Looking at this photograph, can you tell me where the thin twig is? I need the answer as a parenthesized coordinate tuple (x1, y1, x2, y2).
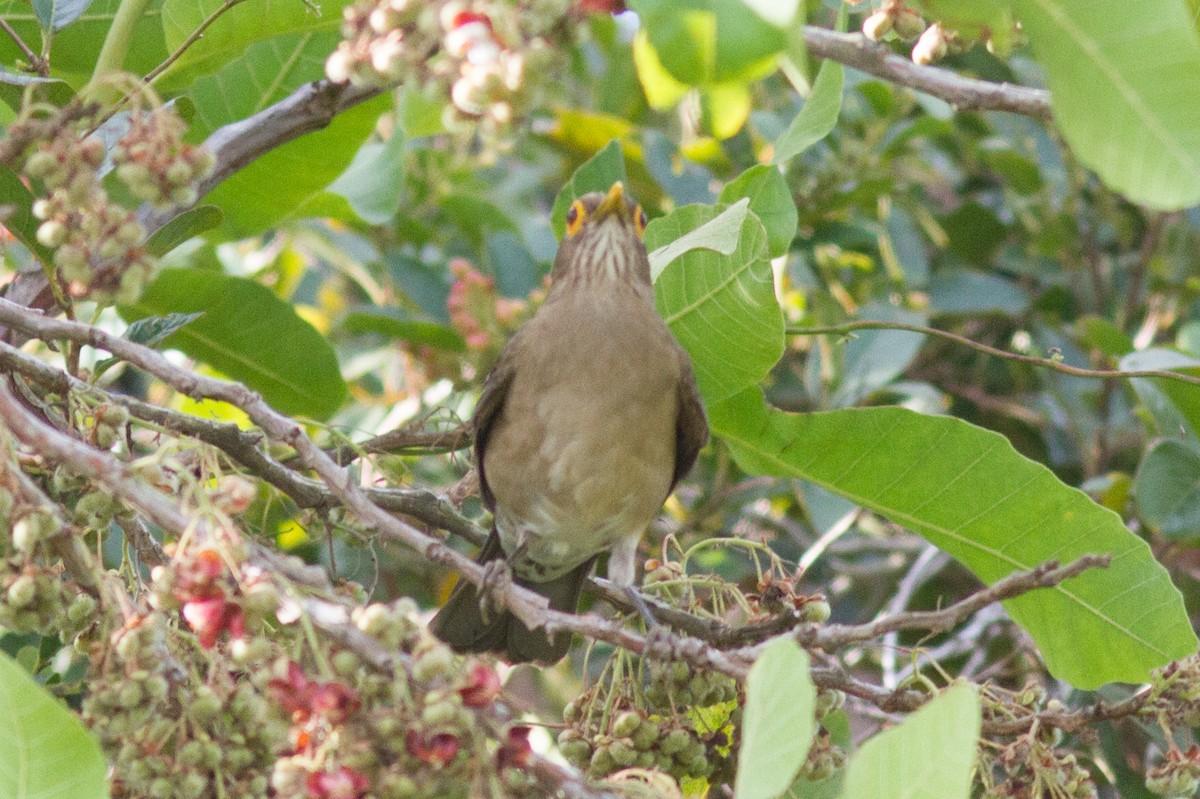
(793, 321, 1200, 387)
(809, 554, 1111, 650)
(143, 0, 252, 86)
(0, 18, 45, 75)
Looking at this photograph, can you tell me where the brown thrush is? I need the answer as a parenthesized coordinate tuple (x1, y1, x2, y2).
(430, 182, 709, 663)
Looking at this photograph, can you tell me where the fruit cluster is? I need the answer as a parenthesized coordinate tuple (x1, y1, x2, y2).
(15, 105, 212, 306)
(326, 0, 572, 143)
(859, 1, 964, 65)
(112, 108, 215, 210)
(558, 660, 740, 789)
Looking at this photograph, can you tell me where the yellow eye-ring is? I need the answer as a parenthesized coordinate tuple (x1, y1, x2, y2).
(633, 205, 648, 238)
(565, 199, 587, 236)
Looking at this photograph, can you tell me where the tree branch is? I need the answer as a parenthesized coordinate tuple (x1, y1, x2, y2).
(801, 27, 1052, 119)
(809, 554, 1111, 650)
(793, 320, 1200, 388)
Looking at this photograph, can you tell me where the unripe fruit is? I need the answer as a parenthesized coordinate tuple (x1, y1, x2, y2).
(7, 575, 37, 608)
(862, 10, 893, 40)
(612, 710, 641, 738)
(36, 220, 67, 248)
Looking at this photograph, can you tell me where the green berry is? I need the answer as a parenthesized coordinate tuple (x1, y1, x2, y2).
(661, 728, 691, 755)
(612, 710, 641, 738)
(632, 719, 660, 749)
(609, 738, 636, 767)
(7, 575, 37, 608)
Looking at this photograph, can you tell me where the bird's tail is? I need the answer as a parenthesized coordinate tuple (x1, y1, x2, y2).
(429, 528, 595, 664)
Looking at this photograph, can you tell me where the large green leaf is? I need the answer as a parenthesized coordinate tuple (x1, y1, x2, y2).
(710, 391, 1198, 688)
(120, 269, 348, 419)
(1012, 0, 1200, 209)
(772, 59, 843, 165)
(0, 652, 108, 799)
(158, 0, 350, 90)
(647, 199, 747, 280)
(734, 638, 815, 799)
(838, 685, 979, 799)
(647, 205, 785, 405)
(719, 165, 797, 258)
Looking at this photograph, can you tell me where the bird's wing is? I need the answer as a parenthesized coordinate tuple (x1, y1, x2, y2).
(671, 350, 709, 493)
(473, 340, 518, 512)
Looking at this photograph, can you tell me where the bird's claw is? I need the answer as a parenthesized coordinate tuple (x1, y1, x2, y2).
(642, 624, 675, 659)
(477, 559, 513, 623)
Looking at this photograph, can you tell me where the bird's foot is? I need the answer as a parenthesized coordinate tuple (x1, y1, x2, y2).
(642, 623, 676, 659)
(477, 559, 513, 623)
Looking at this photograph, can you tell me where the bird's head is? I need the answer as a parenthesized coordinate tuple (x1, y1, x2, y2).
(550, 182, 651, 288)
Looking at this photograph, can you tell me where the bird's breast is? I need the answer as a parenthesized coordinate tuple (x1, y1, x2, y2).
(482, 293, 682, 580)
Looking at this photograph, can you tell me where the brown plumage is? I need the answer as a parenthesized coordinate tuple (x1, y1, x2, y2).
(430, 183, 709, 663)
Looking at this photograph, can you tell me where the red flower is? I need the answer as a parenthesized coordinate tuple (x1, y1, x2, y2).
(181, 594, 244, 649)
(406, 730, 461, 767)
(310, 681, 361, 724)
(577, 0, 627, 13)
(458, 663, 501, 708)
(268, 661, 361, 724)
(497, 725, 533, 769)
(305, 766, 369, 799)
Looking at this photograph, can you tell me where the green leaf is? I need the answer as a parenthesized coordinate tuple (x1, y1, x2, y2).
(1011, 0, 1200, 209)
(828, 306, 927, 408)
(631, 0, 785, 85)
(838, 685, 980, 799)
(202, 93, 389, 238)
(158, 0, 350, 90)
(928, 272, 1028, 317)
(1134, 439, 1200, 539)
(648, 205, 785, 405)
(709, 391, 1198, 688)
(734, 638, 815, 799)
(329, 130, 406, 225)
(0, 166, 53, 263)
(341, 307, 466, 352)
(632, 29, 690, 110)
(146, 205, 224, 256)
(1122, 349, 1200, 439)
(773, 59, 843, 164)
(719, 165, 798, 258)
(32, 0, 95, 30)
(647, 199, 748, 280)
(124, 311, 206, 346)
(550, 140, 627, 239)
(0, 0, 168, 77)
(119, 269, 348, 419)
(0, 651, 107, 799)
(94, 311, 206, 379)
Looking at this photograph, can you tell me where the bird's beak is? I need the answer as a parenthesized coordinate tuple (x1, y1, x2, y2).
(591, 182, 631, 223)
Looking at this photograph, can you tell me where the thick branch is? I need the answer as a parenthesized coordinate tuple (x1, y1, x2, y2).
(802, 27, 1052, 119)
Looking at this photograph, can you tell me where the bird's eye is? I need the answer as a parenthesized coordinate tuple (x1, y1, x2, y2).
(565, 200, 587, 236)
(634, 205, 648, 238)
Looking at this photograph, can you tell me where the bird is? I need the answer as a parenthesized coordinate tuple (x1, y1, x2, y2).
(430, 181, 709, 663)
